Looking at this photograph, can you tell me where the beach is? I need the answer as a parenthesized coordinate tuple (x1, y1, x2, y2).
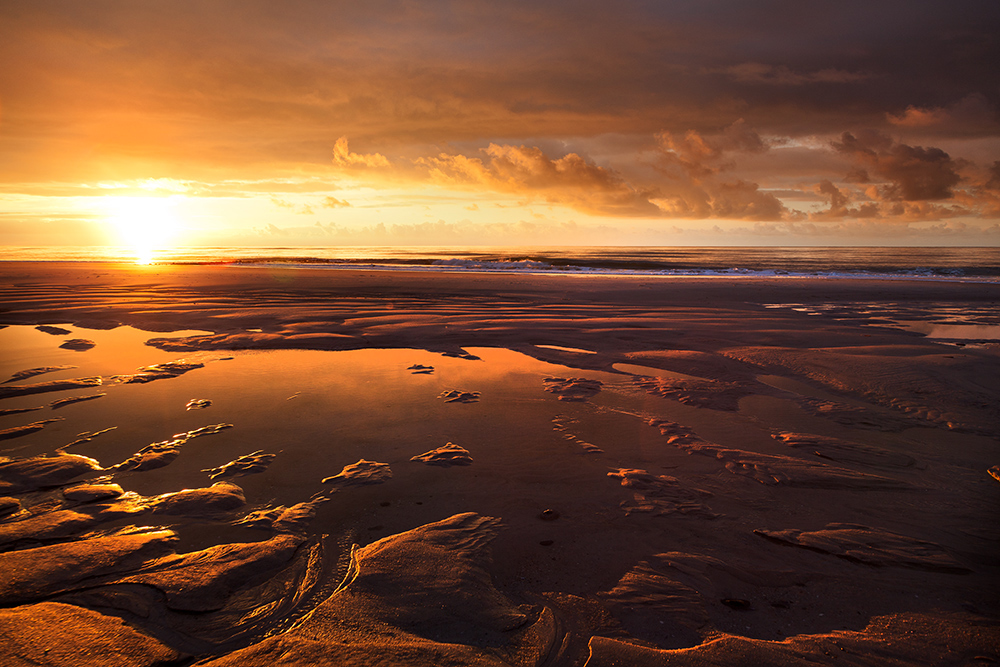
(1, 261, 998, 666)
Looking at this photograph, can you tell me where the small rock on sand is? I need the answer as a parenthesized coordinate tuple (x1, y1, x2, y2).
(150, 481, 246, 516)
(62, 483, 124, 502)
(202, 450, 276, 480)
(410, 442, 473, 467)
(59, 338, 96, 351)
(321, 459, 393, 490)
(438, 389, 481, 403)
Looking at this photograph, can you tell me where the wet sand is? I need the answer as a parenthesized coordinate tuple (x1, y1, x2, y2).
(1, 261, 999, 666)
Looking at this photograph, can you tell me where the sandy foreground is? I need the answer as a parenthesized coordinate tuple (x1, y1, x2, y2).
(0, 261, 999, 666)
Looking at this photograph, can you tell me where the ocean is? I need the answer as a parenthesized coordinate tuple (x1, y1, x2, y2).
(1, 246, 999, 281)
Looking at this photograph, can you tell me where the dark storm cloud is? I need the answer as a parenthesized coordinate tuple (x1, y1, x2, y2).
(833, 131, 962, 201)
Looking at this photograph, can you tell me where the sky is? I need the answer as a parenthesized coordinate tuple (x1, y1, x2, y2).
(1, 0, 999, 249)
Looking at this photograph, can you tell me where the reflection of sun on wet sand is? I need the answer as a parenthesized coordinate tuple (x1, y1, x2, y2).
(0, 262, 998, 665)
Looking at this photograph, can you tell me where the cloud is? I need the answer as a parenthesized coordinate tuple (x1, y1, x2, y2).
(808, 180, 879, 220)
(887, 94, 997, 133)
(322, 196, 351, 208)
(416, 143, 662, 217)
(332, 137, 390, 168)
(721, 62, 871, 86)
(652, 120, 789, 221)
(832, 131, 961, 201)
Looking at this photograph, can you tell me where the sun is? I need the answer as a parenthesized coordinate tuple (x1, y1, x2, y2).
(103, 196, 181, 264)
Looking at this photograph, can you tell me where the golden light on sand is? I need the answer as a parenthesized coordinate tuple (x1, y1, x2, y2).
(103, 196, 181, 264)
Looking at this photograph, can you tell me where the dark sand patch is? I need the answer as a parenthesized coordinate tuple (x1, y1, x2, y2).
(203, 450, 277, 479)
(50, 392, 106, 409)
(438, 389, 481, 403)
(4, 365, 77, 383)
(543, 377, 603, 402)
(59, 338, 96, 351)
(411, 442, 473, 467)
(35, 325, 72, 335)
(0, 377, 103, 400)
(755, 524, 972, 573)
(608, 468, 717, 518)
(408, 364, 435, 374)
(0, 417, 64, 441)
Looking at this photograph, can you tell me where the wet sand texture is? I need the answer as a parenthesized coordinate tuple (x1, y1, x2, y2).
(0, 263, 998, 666)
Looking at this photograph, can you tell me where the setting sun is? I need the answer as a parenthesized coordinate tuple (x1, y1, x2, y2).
(103, 196, 182, 263)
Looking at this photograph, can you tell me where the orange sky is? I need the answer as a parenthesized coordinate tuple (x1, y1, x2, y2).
(1, 0, 999, 247)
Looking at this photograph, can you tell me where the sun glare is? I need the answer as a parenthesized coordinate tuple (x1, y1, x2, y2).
(103, 196, 181, 264)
